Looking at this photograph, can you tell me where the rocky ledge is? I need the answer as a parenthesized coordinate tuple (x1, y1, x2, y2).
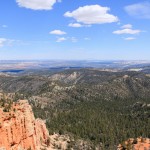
(117, 137, 150, 150)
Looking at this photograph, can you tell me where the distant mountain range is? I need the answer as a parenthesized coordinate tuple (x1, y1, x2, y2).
(0, 60, 150, 72)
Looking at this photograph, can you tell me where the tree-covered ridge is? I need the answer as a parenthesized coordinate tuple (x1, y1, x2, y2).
(0, 93, 14, 112)
(32, 98, 150, 149)
(0, 69, 150, 149)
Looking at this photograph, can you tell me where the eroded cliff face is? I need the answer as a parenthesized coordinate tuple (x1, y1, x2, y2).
(0, 100, 50, 150)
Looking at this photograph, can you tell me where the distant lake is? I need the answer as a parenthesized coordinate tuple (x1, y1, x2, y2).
(1, 70, 24, 73)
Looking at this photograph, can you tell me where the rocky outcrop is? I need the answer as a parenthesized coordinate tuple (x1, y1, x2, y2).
(117, 137, 150, 150)
(0, 100, 50, 150)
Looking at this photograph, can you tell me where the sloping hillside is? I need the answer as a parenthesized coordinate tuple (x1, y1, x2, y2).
(0, 69, 150, 149)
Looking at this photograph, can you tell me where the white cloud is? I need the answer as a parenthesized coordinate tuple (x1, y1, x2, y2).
(0, 38, 7, 47)
(56, 37, 66, 42)
(121, 24, 132, 29)
(56, 37, 78, 42)
(16, 0, 57, 10)
(68, 23, 83, 28)
(125, 2, 150, 19)
(124, 37, 136, 41)
(68, 23, 91, 28)
(50, 30, 66, 35)
(64, 5, 118, 25)
(113, 28, 141, 35)
(113, 24, 142, 42)
(113, 24, 141, 35)
(0, 38, 23, 47)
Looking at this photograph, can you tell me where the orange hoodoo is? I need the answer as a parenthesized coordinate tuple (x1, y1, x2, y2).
(0, 100, 50, 150)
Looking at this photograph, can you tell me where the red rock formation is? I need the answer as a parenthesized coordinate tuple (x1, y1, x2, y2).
(0, 100, 50, 150)
(117, 137, 150, 150)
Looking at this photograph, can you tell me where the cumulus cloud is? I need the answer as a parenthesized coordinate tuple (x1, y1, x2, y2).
(68, 23, 83, 28)
(0, 38, 7, 47)
(64, 5, 118, 25)
(125, 2, 150, 19)
(68, 23, 91, 28)
(124, 37, 136, 41)
(121, 24, 132, 29)
(56, 37, 66, 42)
(50, 30, 66, 35)
(113, 24, 141, 35)
(16, 0, 58, 10)
(113, 28, 141, 35)
(56, 37, 78, 43)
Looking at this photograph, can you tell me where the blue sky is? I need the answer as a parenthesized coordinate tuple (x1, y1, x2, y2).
(0, 0, 150, 60)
